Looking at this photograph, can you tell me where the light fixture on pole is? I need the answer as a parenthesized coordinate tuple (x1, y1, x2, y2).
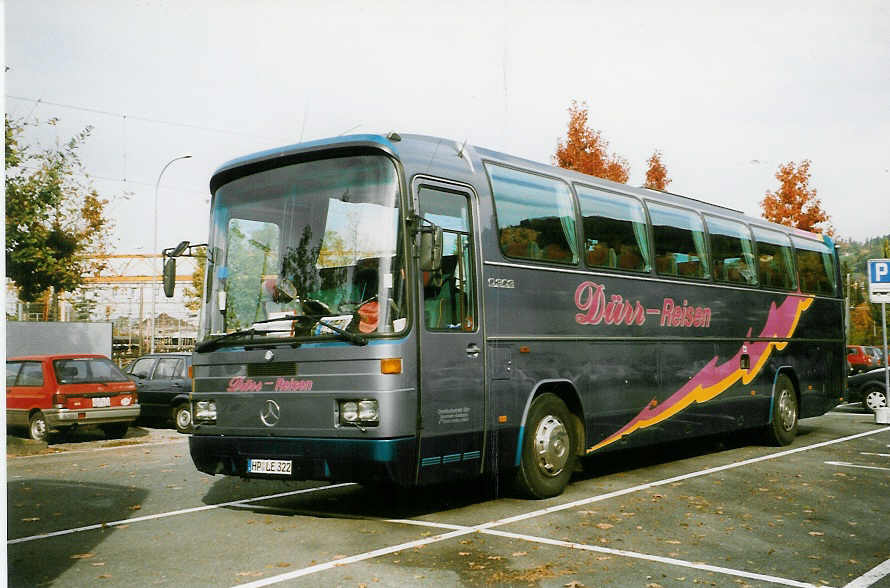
(151, 153, 192, 353)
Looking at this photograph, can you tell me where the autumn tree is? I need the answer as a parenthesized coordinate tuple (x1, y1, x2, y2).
(183, 247, 207, 312)
(760, 159, 833, 234)
(554, 100, 629, 183)
(644, 149, 671, 191)
(5, 116, 115, 303)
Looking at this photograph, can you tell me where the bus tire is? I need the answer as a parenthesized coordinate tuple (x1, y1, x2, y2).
(515, 393, 576, 499)
(763, 374, 798, 446)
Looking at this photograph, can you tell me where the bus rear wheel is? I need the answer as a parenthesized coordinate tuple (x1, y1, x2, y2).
(515, 393, 576, 499)
(763, 374, 798, 446)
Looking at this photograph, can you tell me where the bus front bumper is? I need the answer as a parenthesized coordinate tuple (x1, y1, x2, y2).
(188, 434, 417, 486)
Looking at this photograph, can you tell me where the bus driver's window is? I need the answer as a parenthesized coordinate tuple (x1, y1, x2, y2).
(418, 187, 476, 331)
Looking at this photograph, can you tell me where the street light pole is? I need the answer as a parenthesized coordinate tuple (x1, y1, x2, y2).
(151, 153, 192, 353)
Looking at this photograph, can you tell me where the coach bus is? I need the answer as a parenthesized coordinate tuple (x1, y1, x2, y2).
(163, 133, 844, 498)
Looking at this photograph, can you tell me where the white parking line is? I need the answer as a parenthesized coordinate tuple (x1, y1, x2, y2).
(825, 461, 890, 472)
(859, 452, 890, 457)
(843, 558, 890, 588)
(235, 427, 890, 588)
(484, 529, 823, 588)
(8, 483, 355, 545)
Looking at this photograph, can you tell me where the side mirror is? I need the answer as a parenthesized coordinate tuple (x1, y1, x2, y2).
(419, 225, 443, 272)
(163, 258, 177, 297)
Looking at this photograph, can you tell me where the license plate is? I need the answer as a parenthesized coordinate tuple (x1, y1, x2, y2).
(247, 459, 292, 475)
(91, 397, 111, 408)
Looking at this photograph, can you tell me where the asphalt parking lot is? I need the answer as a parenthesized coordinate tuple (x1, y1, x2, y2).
(6, 408, 890, 587)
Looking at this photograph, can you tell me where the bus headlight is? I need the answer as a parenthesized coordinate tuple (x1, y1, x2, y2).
(358, 400, 379, 422)
(195, 400, 217, 424)
(338, 399, 378, 426)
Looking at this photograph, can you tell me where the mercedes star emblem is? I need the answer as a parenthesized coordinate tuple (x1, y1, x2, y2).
(264, 350, 275, 362)
(260, 399, 281, 427)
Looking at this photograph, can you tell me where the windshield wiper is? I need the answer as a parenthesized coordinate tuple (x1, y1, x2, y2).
(198, 312, 368, 352)
(195, 327, 289, 353)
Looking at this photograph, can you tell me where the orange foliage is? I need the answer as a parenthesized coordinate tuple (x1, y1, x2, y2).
(850, 303, 874, 337)
(554, 100, 629, 183)
(760, 160, 833, 234)
(644, 149, 671, 191)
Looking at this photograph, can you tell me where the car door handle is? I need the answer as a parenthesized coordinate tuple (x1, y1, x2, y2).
(466, 343, 481, 358)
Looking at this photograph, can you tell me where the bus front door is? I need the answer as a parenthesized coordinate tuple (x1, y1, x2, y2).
(416, 182, 484, 484)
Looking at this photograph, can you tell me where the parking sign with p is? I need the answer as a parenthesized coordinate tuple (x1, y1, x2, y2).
(868, 258, 890, 303)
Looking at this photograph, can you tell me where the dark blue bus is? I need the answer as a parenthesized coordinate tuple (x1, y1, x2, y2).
(165, 133, 844, 498)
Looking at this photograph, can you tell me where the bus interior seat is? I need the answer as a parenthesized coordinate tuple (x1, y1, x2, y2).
(655, 255, 677, 275)
(617, 246, 643, 270)
(677, 260, 701, 277)
(586, 243, 616, 267)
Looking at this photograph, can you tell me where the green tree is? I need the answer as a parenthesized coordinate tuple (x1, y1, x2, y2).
(5, 116, 114, 302)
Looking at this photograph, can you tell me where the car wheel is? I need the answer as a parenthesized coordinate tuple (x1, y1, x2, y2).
(763, 374, 798, 446)
(100, 423, 129, 439)
(514, 393, 576, 499)
(863, 386, 888, 413)
(173, 402, 193, 434)
(28, 411, 48, 442)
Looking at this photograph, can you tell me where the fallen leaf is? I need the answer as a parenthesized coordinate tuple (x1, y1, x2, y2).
(235, 571, 263, 577)
(97, 574, 112, 579)
(21, 517, 40, 522)
(91, 562, 106, 567)
(565, 582, 586, 588)
(275, 562, 291, 568)
(459, 552, 471, 556)
(596, 523, 614, 530)
(512, 552, 527, 557)
(71, 553, 95, 559)
(808, 532, 824, 537)
(128, 505, 141, 511)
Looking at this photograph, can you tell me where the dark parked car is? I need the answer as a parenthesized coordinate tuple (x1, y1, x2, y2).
(125, 352, 193, 432)
(6, 354, 139, 441)
(847, 367, 888, 413)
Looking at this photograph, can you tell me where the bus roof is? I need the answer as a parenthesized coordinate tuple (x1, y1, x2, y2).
(209, 132, 830, 246)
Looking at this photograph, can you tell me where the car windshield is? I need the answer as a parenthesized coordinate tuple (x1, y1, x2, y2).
(201, 154, 407, 344)
(53, 358, 130, 384)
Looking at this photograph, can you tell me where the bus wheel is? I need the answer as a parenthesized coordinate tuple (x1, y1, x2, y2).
(763, 374, 798, 446)
(28, 411, 48, 442)
(515, 393, 576, 499)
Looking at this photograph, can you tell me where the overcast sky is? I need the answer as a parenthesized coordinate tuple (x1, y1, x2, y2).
(5, 0, 890, 254)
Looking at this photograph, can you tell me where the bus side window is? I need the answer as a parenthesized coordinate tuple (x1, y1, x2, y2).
(752, 227, 797, 291)
(418, 187, 477, 331)
(576, 185, 650, 272)
(648, 202, 709, 279)
(793, 237, 838, 296)
(485, 164, 578, 265)
(706, 215, 756, 285)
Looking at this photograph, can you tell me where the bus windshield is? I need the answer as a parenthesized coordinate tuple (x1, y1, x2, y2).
(201, 154, 406, 343)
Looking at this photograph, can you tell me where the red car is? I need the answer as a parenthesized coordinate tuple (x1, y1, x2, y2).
(846, 345, 876, 374)
(6, 354, 140, 441)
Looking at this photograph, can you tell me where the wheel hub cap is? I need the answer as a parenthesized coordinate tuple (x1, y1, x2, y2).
(777, 389, 797, 432)
(533, 415, 570, 477)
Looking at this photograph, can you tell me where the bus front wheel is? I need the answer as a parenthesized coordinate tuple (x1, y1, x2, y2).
(763, 374, 798, 446)
(515, 393, 576, 499)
